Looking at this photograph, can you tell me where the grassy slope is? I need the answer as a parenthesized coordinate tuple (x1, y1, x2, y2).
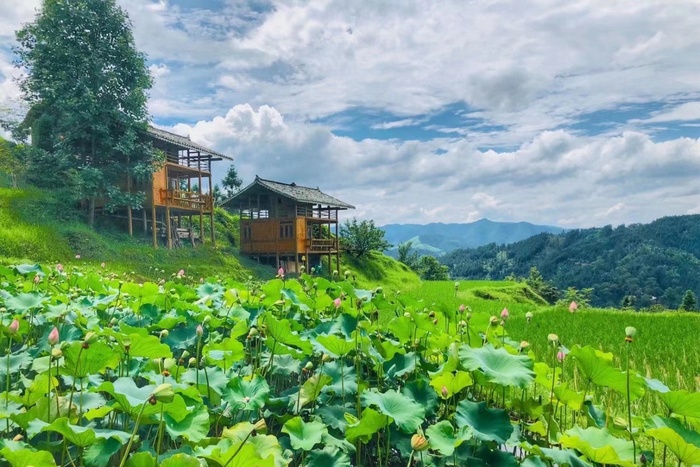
(0, 188, 273, 281)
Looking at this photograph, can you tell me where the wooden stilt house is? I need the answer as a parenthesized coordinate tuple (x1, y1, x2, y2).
(222, 177, 354, 273)
(142, 126, 233, 248)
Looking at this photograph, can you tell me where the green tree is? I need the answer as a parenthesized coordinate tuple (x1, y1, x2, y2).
(0, 138, 24, 188)
(14, 0, 158, 226)
(221, 165, 243, 197)
(417, 255, 449, 281)
(397, 240, 419, 269)
(340, 218, 391, 258)
(680, 290, 697, 311)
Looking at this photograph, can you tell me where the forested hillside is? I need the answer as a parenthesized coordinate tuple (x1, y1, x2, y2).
(443, 215, 700, 308)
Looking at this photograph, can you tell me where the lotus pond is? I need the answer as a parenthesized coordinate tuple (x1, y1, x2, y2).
(0, 263, 698, 466)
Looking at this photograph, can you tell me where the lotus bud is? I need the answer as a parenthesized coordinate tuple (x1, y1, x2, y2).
(500, 308, 509, 320)
(547, 333, 559, 344)
(557, 351, 566, 362)
(253, 418, 267, 434)
(459, 320, 467, 328)
(84, 331, 98, 344)
(459, 304, 466, 313)
(160, 329, 169, 339)
(196, 324, 204, 336)
(181, 350, 190, 359)
(466, 312, 472, 320)
(333, 298, 342, 309)
(277, 267, 285, 278)
(8, 319, 19, 335)
(152, 383, 175, 403)
(454, 282, 459, 290)
(525, 311, 533, 322)
(489, 316, 499, 326)
(411, 434, 429, 452)
(48, 327, 60, 346)
(34, 274, 40, 284)
(569, 301, 578, 313)
(613, 416, 628, 429)
(247, 327, 259, 339)
(441, 386, 448, 398)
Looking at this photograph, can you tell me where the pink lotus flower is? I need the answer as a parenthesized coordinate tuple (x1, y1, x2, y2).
(57, 263, 64, 273)
(277, 267, 285, 278)
(500, 308, 509, 320)
(569, 301, 578, 313)
(441, 386, 448, 397)
(333, 297, 342, 309)
(458, 304, 466, 313)
(48, 327, 60, 346)
(33, 275, 40, 284)
(8, 319, 19, 335)
(177, 269, 185, 278)
(557, 351, 566, 362)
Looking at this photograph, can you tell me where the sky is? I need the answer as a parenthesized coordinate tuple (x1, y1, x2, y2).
(2, 0, 700, 228)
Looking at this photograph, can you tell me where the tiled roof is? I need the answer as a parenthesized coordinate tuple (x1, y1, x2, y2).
(147, 125, 232, 161)
(226, 176, 355, 209)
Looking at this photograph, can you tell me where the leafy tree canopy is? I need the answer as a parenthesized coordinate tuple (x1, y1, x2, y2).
(14, 0, 159, 223)
(340, 218, 391, 258)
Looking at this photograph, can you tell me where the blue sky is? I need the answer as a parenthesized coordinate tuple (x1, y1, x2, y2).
(2, 0, 700, 227)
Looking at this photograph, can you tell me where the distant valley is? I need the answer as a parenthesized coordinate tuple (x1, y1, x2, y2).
(381, 219, 567, 257)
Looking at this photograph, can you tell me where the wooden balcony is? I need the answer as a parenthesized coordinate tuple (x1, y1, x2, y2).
(306, 238, 338, 252)
(158, 189, 213, 212)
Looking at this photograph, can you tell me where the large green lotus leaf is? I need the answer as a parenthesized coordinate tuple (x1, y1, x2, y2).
(317, 405, 354, 432)
(659, 390, 700, 418)
(124, 451, 156, 467)
(222, 423, 286, 467)
(289, 373, 332, 412)
(559, 426, 635, 467)
(430, 371, 473, 399)
(361, 389, 425, 432)
(383, 352, 416, 380)
(83, 437, 122, 467)
(533, 361, 560, 389)
(321, 361, 357, 395)
(459, 344, 534, 388)
(196, 282, 224, 304)
(14, 263, 44, 276)
(455, 399, 513, 444)
(471, 444, 519, 466)
(160, 454, 204, 467)
(0, 447, 57, 467)
(270, 354, 301, 376)
(204, 441, 274, 467)
(315, 334, 355, 357)
(61, 341, 120, 377)
(568, 346, 645, 400)
(223, 375, 269, 411)
(345, 408, 389, 443)
(305, 447, 352, 467)
(97, 377, 154, 409)
(27, 417, 130, 447)
(180, 366, 229, 396)
(4, 292, 46, 312)
(645, 415, 700, 465)
(282, 416, 327, 451)
(534, 447, 592, 467)
(554, 382, 584, 411)
(125, 334, 172, 359)
(402, 378, 439, 417)
(425, 420, 471, 456)
(203, 337, 245, 368)
(0, 351, 33, 377)
(121, 281, 160, 300)
(164, 403, 210, 443)
(261, 313, 313, 355)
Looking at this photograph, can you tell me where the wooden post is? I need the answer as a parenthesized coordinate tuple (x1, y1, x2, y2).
(142, 209, 147, 235)
(209, 173, 215, 246)
(151, 205, 157, 248)
(166, 206, 172, 249)
(198, 156, 204, 242)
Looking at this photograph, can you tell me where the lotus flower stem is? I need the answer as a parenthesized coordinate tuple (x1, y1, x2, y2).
(119, 400, 148, 467)
(155, 404, 165, 460)
(222, 426, 255, 467)
(625, 341, 636, 462)
(405, 450, 414, 467)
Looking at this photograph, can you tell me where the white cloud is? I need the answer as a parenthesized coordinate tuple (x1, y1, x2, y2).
(170, 104, 700, 227)
(371, 118, 420, 130)
(642, 102, 700, 123)
(149, 63, 170, 79)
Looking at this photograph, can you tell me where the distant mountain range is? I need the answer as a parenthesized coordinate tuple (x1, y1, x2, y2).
(441, 214, 700, 308)
(381, 219, 567, 257)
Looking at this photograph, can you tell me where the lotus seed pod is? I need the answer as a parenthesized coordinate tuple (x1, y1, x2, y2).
(203, 315, 211, 324)
(321, 353, 332, 363)
(411, 434, 429, 452)
(625, 326, 637, 338)
(181, 350, 190, 359)
(248, 327, 259, 338)
(403, 312, 411, 319)
(489, 316, 499, 326)
(613, 416, 628, 429)
(51, 347, 63, 360)
(459, 320, 467, 328)
(547, 333, 559, 343)
(519, 341, 530, 350)
(160, 329, 169, 338)
(304, 361, 314, 371)
(525, 311, 533, 322)
(84, 331, 98, 344)
(188, 357, 197, 366)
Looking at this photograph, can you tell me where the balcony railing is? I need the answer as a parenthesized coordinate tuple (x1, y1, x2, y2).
(306, 238, 338, 252)
(159, 189, 213, 211)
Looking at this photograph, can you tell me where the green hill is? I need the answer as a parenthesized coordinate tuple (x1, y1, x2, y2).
(443, 215, 700, 308)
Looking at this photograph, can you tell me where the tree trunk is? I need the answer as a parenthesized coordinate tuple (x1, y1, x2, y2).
(88, 198, 95, 228)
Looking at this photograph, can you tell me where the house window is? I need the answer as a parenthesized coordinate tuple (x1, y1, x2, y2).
(280, 222, 294, 239)
(242, 225, 251, 240)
